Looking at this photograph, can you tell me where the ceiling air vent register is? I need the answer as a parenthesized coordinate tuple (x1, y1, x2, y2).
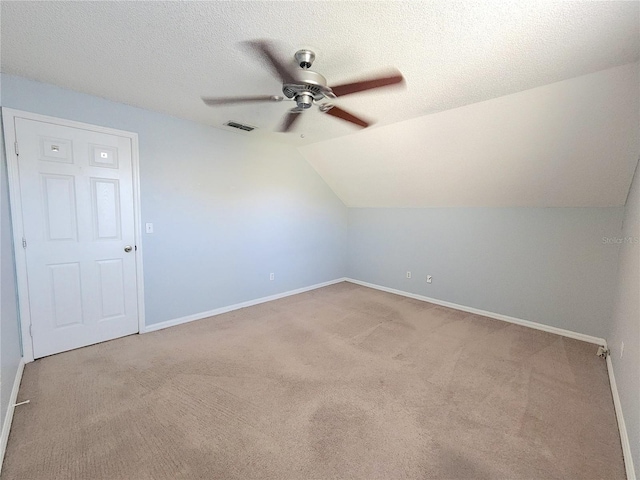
(225, 121, 256, 132)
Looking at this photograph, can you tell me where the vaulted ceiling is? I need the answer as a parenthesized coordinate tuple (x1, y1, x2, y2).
(2, 1, 639, 207)
(301, 63, 639, 207)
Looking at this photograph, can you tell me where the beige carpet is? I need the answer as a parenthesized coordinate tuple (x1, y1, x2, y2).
(2, 282, 625, 479)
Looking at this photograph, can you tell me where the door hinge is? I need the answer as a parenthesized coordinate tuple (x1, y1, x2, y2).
(22, 237, 27, 249)
(28, 324, 33, 337)
(596, 346, 609, 359)
(14, 141, 19, 156)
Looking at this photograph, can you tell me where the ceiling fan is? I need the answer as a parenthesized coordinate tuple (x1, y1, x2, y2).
(202, 40, 404, 132)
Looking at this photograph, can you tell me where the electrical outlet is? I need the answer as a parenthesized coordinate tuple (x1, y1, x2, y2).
(426, 275, 432, 284)
(406, 271, 411, 279)
(620, 341, 624, 358)
(270, 273, 274, 281)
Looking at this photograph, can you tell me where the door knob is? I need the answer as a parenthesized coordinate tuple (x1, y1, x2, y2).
(124, 245, 133, 253)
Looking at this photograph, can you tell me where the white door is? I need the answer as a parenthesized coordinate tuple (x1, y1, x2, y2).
(14, 117, 139, 359)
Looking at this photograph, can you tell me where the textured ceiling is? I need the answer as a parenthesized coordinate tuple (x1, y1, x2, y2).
(1, 1, 638, 147)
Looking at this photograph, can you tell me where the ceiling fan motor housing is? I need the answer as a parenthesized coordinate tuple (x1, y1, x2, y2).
(282, 69, 329, 109)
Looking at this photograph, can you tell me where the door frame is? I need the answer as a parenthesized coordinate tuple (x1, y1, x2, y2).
(2, 108, 146, 362)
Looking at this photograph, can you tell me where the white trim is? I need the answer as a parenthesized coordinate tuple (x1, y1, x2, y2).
(345, 278, 607, 346)
(1, 108, 146, 362)
(0, 359, 25, 474)
(3, 109, 34, 362)
(130, 133, 146, 335)
(606, 355, 637, 480)
(142, 278, 347, 333)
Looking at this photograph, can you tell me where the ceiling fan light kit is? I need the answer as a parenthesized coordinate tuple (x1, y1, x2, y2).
(202, 40, 405, 133)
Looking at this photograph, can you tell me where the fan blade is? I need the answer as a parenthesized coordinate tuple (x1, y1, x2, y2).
(244, 40, 296, 84)
(279, 110, 303, 132)
(324, 106, 370, 128)
(330, 70, 404, 97)
(202, 95, 283, 106)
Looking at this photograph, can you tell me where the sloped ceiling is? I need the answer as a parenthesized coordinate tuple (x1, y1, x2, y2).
(299, 63, 640, 207)
(1, 1, 639, 207)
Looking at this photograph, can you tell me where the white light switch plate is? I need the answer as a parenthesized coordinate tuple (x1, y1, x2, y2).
(145, 223, 154, 234)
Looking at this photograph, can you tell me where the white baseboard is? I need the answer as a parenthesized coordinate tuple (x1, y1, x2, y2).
(142, 278, 348, 333)
(0, 359, 25, 474)
(345, 278, 607, 346)
(606, 355, 636, 480)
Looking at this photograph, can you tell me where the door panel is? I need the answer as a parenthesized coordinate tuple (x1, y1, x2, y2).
(48, 262, 83, 327)
(96, 259, 126, 319)
(40, 137, 73, 163)
(42, 174, 78, 241)
(15, 118, 139, 358)
(89, 144, 118, 168)
(91, 178, 121, 240)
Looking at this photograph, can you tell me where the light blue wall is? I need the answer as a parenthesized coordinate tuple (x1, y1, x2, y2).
(608, 161, 639, 474)
(0, 74, 347, 326)
(348, 207, 623, 338)
(0, 116, 22, 425)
